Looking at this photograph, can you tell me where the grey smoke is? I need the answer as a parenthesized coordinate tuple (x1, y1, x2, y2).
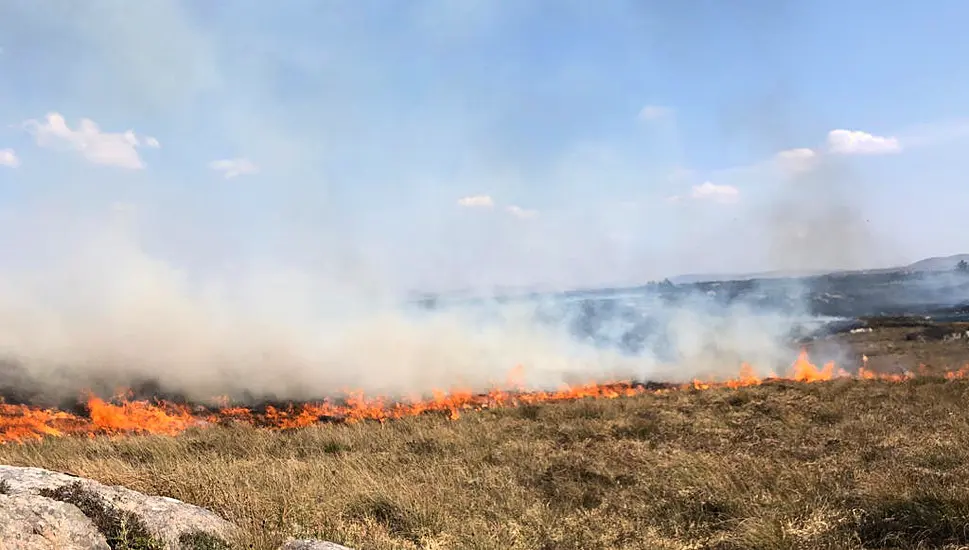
(0, 1, 860, 407)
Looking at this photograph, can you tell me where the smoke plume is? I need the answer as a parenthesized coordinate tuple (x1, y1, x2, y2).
(0, 1, 863, 407)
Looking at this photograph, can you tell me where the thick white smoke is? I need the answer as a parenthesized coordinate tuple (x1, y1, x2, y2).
(0, 206, 821, 406)
(0, 2, 849, 406)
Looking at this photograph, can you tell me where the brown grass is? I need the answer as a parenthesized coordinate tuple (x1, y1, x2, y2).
(3, 378, 969, 549)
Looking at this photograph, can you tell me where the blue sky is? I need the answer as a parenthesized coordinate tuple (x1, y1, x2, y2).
(1, 1, 968, 293)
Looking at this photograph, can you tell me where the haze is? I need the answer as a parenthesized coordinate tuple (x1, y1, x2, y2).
(0, 1, 965, 404)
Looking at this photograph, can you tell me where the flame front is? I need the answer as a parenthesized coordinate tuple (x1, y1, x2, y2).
(2, 350, 966, 444)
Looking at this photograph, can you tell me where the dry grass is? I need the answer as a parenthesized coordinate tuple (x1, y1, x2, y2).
(3, 377, 969, 549)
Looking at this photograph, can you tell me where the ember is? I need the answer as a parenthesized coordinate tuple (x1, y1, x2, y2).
(2, 350, 966, 444)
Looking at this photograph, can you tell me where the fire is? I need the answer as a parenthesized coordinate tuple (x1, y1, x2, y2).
(1, 350, 967, 444)
(791, 349, 836, 382)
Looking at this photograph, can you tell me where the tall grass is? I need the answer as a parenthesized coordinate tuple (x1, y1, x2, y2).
(3, 379, 969, 549)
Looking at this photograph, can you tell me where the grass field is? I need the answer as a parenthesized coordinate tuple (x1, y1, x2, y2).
(3, 375, 969, 550)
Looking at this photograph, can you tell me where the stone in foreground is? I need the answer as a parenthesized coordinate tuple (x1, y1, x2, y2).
(0, 465, 233, 549)
(0, 493, 110, 550)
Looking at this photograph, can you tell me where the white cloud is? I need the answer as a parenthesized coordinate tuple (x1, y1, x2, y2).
(21, 113, 155, 169)
(774, 147, 818, 174)
(505, 205, 538, 219)
(0, 149, 19, 168)
(456, 195, 535, 217)
(208, 158, 258, 179)
(143, 136, 161, 148)
(637, 104, 673, 121)
(686, 127, 902, 195)
(666, 181, 740, 204)
(457, 195, 494, 208)
(690, 181, 740, 203)
(827, 129, 901, 155)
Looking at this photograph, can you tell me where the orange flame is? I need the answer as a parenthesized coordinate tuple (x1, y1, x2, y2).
(2, 350, 966, 444)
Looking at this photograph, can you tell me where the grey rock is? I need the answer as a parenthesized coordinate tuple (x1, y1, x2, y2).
(279, 539, 356, 550)
(0, 493, 110, 550)
(0, 465, 235, 549)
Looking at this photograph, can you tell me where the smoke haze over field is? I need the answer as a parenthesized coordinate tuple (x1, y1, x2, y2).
(0, 2, 966, 404)
(0, 207, 833, 405)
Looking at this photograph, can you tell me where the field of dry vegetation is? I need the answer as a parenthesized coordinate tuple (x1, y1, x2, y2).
(3, 324, 969, 550)
(2, 377, 969, 549)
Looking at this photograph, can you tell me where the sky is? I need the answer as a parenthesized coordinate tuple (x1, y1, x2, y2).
(1, 1, 968, 294)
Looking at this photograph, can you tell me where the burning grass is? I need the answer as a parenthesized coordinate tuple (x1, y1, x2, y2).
(3, 344, 969, 549)
(2, 371, 969, 548)
(4, 350, 962, 445)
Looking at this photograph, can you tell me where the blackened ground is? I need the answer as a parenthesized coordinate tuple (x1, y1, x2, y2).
(804, 319, 969, 374)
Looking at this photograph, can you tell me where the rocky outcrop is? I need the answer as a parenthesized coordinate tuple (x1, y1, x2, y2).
(0, 465, 357, 550)
(0, 493, 110, 549)
(0, 465, 232, 549)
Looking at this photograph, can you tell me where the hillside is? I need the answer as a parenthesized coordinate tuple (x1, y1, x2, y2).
(668, 253, 969, 285)
(906, 253, 969, 272)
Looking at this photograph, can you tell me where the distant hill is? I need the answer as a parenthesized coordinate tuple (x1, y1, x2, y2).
(668, 254, 969, 285)
(669, 269, 830, 285)
(905, 254, 969, 272)
(409, 254, 969, 304)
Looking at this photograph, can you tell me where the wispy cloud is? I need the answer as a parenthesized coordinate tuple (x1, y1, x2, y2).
(0, 149, 19, 168)
(457, 195, 536, 218)
(774, 147, 818, 174)
(827, 129, 902, 155)
(506, 205, 538, 219)
(208, 158, 258, 179)
(668, 181, 740, 204)
(21, 113, 154, 169)
(457, 195, 494, 208)
(637, 104, 673, 121)
(689, 126, 899, 193)
(691, 181, 739, 202)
